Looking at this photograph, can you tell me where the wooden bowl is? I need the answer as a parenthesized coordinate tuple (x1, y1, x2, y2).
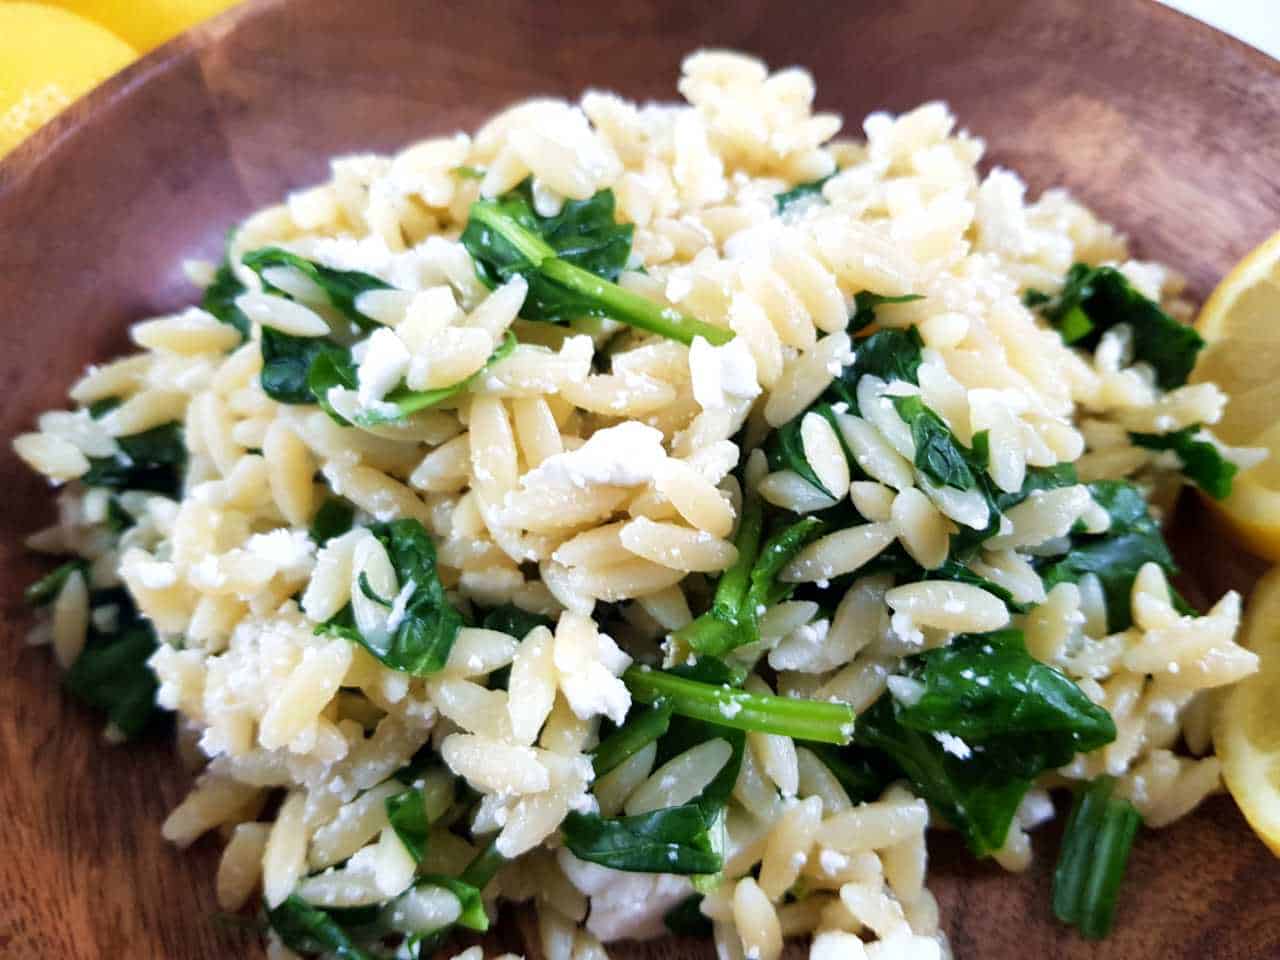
(1, 0, 1278, 956)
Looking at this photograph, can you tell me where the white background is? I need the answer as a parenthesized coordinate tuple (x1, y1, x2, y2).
(1159, 0, 1280, 60)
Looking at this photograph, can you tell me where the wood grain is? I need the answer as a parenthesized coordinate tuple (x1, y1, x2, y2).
(1, 0, 1279, 956)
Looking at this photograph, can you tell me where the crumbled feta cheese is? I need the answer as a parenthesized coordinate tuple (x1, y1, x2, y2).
(557, 849, 693, 942)
(356, 328, 411, 407)
(933, 731, 972, 759)
(521, 421, 667, 489)
(245, 529, 316, 578)
(384, 579, 417, 633)
(688, 335, 761, 411)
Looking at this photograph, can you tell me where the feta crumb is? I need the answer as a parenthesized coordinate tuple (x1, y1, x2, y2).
(688, 335, 761, 411)
(521, 421, 667, 489)
(819, 848, 848, 875)
(356, 328, 411, 407)
(933, 731, 972, 759)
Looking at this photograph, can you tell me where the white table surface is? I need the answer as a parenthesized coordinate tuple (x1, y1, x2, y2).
(1159, 0, 1280, 60)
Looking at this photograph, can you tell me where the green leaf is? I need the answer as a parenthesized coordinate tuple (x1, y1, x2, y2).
(304, 341, 360, 422)
(854, 629, 1115, 856)
(850, 292, 924, 334)
(25, 559, 88, 607)
(260, 328, 334, 404)
(385, 788, 430, 863)
(265, 895, 374, 960)
(624, 664, 854, 745)
(243, 247, 390, 329)
(1028, 263, 1204, 389)
(480, 604, 554, 639)
(892, 395, 977, 491)
(775, 174, 834, 213)
(897, 630, 1116, 754)
(460, 183, 731, 345)
(1130, 426, 1237, 499)
(83, 422, 186, 497)
(856, 694, 1032, 855)
(318, 520, 463, 675)
(826, 327, 924, 412)
(64, 619, 159, 739)
(88, 396, 122, 419)
(805, 743, 895, 805)
(452, 165, 486, 179)
(592, 702, 674, 777)
(665, 894, 712, 936)
(561, 804, 724, 875)
(1053, 776, 1142, 939)
(309, 498, 355, 546)
(1037, 481, 1175, 631)
(201, 260, 251, 339)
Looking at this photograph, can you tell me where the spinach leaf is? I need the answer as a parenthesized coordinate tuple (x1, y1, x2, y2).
(805, 743, 895, 805)
(265, 895, 373, 960)
(765, 412, 836, 497)
(304, 341, 360, 421)
(1130, 426, 1237, 500)
(461, 182, 730, 345)
(1028, 264, 1204, 389)
(319, 520, 463, 675)
(850, 292, 924, 334)
(82, 422, 186, 497)
(385, 788, 430, 863)
(665, 894, 712, 936)
(825, 327, 924, 412)
(592, 702, 674, 777)
(480, 604, 554, 639)
(1053, 776, 1142, 939)
(243, 247, 390, 330)
(88, 396, 122, 419)
(1036, 481, 1175, 631)
(892, 395, 977, 491)
(310, 498, 355, 545)
(24, 559, 88, 606)
(775, 174, 834, 213)
(64, 618, 159, 739)
(854, 629, 1115, 856)
(896, 630, 1115, 753)
(201, 260, 251, 339)
(561, 804, 724, 875)
(260, 328, 335, 404)
(565, 716, 745, 876)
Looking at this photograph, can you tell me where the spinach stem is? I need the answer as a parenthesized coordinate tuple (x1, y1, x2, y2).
(623, 666, 854, 745)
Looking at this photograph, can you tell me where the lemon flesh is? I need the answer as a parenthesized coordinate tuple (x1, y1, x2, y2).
(0, 3, 136, 156)
(1216, 566, 1280, 855)
(1191, 231, 1280, 561)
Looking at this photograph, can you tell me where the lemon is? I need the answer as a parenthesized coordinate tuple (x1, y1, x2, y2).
(1216, 566, 1280, 855)
(1191, 231, 1280, 561)
(0, 3, 136, 156)
(44, 0, 242, 53)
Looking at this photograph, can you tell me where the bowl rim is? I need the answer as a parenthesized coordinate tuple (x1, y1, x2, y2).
(2, 0, 1277, 195)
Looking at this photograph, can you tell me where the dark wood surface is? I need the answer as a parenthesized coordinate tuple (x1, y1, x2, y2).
(1, 0, 1279, 957)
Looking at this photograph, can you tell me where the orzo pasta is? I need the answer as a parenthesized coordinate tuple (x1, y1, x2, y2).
(14, 49, 1265, 959)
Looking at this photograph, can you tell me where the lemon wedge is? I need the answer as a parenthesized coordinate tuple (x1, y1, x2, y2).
(0, 3, 136, 157)
(1216, 566, 1280, 855)
(1191, 231, 1280, 561)
(44, 0, 243, 54)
